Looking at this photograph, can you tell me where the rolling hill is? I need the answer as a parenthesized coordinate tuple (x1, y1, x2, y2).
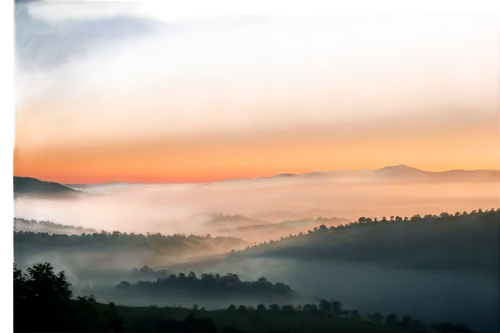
(193, 164, 500, 189)
(232, 209, 500, 275)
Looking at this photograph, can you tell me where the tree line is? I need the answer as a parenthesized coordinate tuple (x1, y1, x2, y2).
(14, 229, 247, 255)
(12, 217, 97, 233)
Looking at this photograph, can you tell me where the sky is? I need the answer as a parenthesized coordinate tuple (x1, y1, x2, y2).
(13, 0, 500, 184)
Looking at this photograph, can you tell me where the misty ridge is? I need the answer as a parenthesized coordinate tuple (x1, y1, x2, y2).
(193, 213, 349, 242)
(191, 164, 500, 188)
(181, 213, 349, 245)
(14, 217, 99, 235)
(187, 213, 268, 232)
(14, 229, 247, 272)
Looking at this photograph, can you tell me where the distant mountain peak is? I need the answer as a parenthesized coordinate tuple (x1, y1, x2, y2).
(377, 164, 414, 170)
(275, 173, 296, 177)
(372, 165, 428, 179)
(374, 164, 423, 173)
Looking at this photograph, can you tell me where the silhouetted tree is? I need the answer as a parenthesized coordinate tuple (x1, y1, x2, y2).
(401, 315, 412, 329)
(319, 299, 332, 313)
(386, 314, 399, 326)
(331, 300, 343, 314)
(257, 303, 266, 311)
(350, 309, 360, 319)
(369, 313, 384, 323)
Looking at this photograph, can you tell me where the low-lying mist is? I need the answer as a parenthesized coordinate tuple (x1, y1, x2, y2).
(157, 256, 499, 332)
(14, 179, 500, 244)
(30, 254, 498, 332)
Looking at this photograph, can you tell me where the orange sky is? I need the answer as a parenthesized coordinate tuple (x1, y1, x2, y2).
(13, 4, 500, 184)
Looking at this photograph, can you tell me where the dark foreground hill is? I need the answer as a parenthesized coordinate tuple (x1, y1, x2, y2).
(14, 262, 472, 332)
(232, 209, 500, 276)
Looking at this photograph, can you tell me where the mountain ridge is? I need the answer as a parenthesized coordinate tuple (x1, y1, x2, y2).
(193, 164, 500, 188)
(207, 164, 500, 185)
(232, 208, 500, 275)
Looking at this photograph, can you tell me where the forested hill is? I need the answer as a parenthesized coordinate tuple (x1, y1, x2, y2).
(231, 209, 500, 275)
(13, 231, 248, 256)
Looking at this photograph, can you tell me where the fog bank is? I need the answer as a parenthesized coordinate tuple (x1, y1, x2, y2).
(14, 179, 499, 243)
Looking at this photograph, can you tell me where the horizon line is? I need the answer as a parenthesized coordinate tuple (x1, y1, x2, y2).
(13, 164, 500, 186)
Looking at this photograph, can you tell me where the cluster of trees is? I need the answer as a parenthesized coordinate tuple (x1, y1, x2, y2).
(116, 272, 294, 298)
(227, 208, 500, 276)
(14, 229, 247, 256)
(14, 262, 473, 332)
(14, 218, 98, 235)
